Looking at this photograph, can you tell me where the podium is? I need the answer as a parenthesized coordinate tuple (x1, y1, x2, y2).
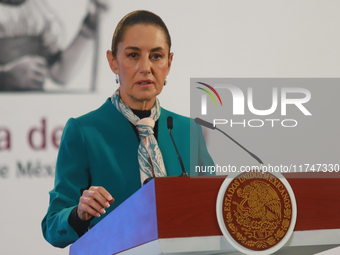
(70, 174, 340, 255)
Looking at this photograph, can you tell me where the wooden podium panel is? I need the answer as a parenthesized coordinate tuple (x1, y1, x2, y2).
(70, 174, 340, 255)
(154, 174, 340, 239)
(155, 176, 224, 239)
(283, 173, 340, 230)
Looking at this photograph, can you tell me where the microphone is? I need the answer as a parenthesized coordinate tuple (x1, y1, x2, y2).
(194, 117, 216, 130)
(167, 116, 189, 177)
(194, 118, 263, 165)
(143, 116, 188, 186)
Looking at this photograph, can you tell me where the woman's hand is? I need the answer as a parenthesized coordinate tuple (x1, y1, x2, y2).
(1, 56, 47, 91)
(77, 186, 114, 221)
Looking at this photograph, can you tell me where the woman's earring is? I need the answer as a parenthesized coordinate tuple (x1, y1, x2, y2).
(115, 75, 119, 84)
(164, 78, 167, 86)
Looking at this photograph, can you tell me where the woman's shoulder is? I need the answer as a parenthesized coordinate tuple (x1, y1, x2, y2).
(61, 98, 122, 134)
(73, 98, 118, 124)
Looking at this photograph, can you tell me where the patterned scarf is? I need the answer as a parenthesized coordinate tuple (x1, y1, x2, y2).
(111, 89, 167, 185)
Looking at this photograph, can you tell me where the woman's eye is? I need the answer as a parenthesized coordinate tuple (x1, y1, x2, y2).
(151, 53, 162, 60)
(128, 53, 138, 58)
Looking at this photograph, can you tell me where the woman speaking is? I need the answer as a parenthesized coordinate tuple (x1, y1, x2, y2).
(42, 10, 214, 248)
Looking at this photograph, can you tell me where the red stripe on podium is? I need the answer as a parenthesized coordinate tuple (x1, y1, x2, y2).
(284, 173, 340, 231)
(154, 174, 340, 239)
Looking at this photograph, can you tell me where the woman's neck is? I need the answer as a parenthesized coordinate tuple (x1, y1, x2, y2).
(131, 109, 151, 119)
(121, 96, 155, 110)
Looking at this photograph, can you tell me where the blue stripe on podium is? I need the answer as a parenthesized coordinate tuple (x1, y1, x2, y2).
(70, 179, 158, 254)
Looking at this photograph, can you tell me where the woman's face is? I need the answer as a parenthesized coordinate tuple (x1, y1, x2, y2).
(107, 24, 173, 110)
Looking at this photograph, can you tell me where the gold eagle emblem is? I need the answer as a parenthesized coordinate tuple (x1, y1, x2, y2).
(235, 180, 281, 223)
(221, 172, 293, 251)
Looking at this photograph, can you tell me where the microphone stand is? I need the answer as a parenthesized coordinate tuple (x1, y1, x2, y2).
(195, 118, 263, 165)
(167, 117, 189, 177)
(143, 116, 190, 186)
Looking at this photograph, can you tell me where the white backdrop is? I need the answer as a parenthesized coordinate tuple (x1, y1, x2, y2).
(0, 0, 339, 254)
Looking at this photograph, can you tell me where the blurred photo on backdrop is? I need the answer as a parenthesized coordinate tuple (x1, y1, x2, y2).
(0, 0, 107, 92)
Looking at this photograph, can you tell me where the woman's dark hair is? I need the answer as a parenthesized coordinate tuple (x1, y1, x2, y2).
(111, 10, 171, 57)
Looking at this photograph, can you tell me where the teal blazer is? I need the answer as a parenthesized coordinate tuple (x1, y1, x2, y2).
(41, 98, 214, 248)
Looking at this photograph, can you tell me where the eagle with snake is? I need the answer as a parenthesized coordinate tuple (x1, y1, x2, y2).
(234, 180, 281, 222)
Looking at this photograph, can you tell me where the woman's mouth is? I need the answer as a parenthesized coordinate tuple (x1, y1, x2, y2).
(136, 80, 154, 87)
